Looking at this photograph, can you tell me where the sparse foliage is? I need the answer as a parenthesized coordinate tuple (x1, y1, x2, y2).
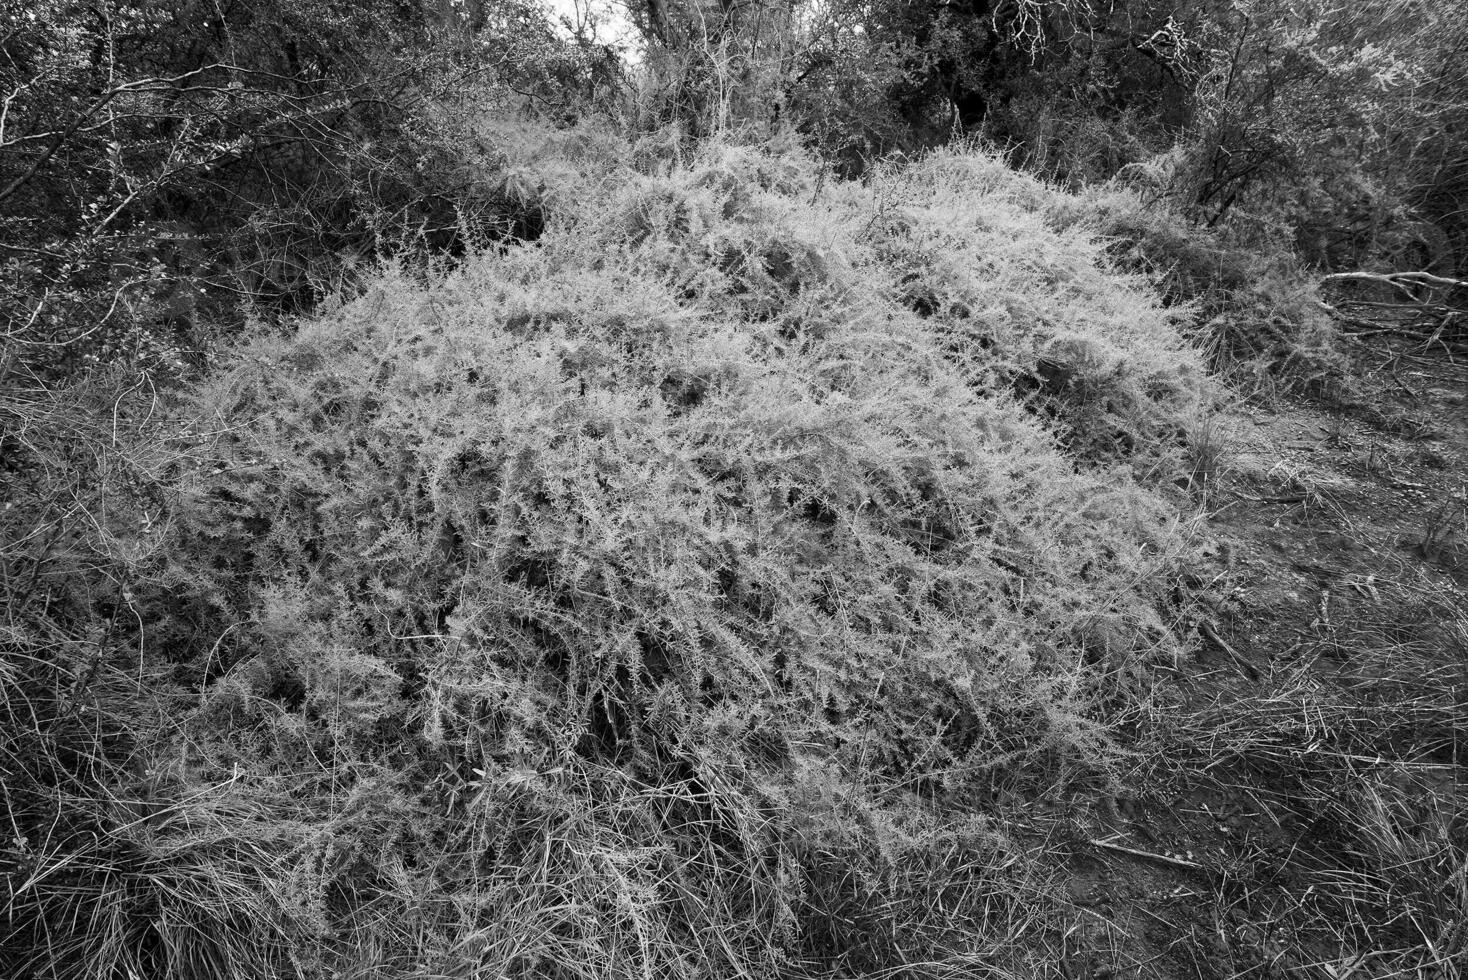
(0, 0, 617, 378)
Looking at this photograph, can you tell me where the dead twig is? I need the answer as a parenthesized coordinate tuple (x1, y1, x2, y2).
(1088, 836, 1204, 871)
(1200, 619, 1260, 680)
(1322, 270, 1468, 293)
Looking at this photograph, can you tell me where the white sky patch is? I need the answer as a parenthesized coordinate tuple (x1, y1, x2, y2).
(542, 0, 645, 60)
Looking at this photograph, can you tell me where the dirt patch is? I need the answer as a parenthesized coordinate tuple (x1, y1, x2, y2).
(1057, 336, 1468, 978)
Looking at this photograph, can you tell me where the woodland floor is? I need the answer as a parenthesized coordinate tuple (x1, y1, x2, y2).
(1055, 332, 1468, 979)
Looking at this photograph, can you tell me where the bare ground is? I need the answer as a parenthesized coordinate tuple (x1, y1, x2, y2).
(1056, 335, 1468, 979)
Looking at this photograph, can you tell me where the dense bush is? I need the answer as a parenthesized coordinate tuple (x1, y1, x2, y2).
(3, 138, 1208, 978)
(1049, 181, 1347, 393)
(614, 0, 1419, 397)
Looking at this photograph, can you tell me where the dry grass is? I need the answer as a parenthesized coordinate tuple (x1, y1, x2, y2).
(1152, 579, 1468, 978)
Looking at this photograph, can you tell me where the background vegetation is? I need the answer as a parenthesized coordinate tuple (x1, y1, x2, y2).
(3, 0, 1464, 976)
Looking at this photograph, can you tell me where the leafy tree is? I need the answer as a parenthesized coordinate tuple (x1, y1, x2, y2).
(1178, 0, 1468, 268)
(771, 0, 1197, 175)
(0, 0, 616, 378)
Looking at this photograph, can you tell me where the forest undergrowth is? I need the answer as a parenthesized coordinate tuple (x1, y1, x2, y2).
(4, 129, 1463, 979)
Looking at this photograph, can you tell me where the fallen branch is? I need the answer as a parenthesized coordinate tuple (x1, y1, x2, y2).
(1088, 836, 1203, 871)
(1339, 326, 1468, 357)
(1319, 286, 1468, 354)
(1322, 270, 1468, 292)
(1200, 619, 1260, 680)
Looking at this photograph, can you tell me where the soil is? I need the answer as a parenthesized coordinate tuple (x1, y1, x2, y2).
(1057, 334, 1468, 979)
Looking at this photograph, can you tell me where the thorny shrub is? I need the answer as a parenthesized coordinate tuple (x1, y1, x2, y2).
(1049, 180, 1348, 396)
(4, 140, 1210, 978)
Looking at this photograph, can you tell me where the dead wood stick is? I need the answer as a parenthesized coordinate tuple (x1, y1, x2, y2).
(1323, 270, 1468, 291)
(1199, 620, 1260, 680)
(1088, 837, 1203, 871)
